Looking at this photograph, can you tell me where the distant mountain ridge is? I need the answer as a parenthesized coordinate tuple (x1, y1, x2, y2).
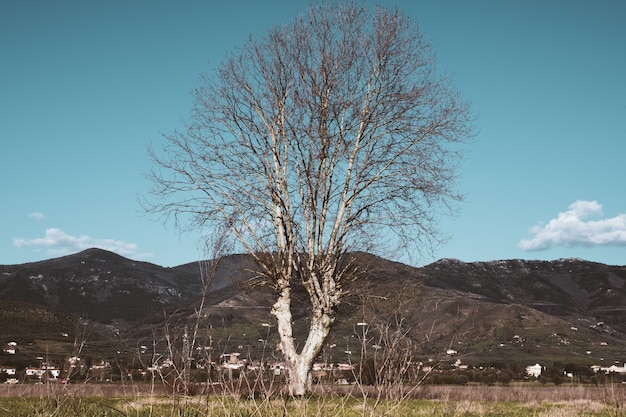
(1, 249, 625, 365)
(421, 258, 626, 333)
(1, 248, 197, 322)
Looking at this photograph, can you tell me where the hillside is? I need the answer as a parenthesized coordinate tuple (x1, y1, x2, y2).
(1, 249, 625, 368)
(0, 249, 260, 324)
(421, 258, 626, 335)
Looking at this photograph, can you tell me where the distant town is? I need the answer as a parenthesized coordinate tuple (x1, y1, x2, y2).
(2, 340, 625, 386)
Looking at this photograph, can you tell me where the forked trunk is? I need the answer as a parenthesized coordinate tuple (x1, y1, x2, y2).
(272, 290, 333, 396)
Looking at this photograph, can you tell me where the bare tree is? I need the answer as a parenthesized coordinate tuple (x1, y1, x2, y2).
(147, 3, 473, 395)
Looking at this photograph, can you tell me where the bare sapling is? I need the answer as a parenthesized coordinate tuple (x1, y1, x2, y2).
(146, 230, 229, 398)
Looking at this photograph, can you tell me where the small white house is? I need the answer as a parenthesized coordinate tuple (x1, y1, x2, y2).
(526, 363, 542, 378)
(0, 367, 16, 375)
(25, 368, 44, 378)
(25, 367, 60, 379)
(593, 363, 626, 374)
(2, 342, 18, 355)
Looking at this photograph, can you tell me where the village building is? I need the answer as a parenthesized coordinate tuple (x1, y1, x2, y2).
(526, 363, 542, 378)
(591, 363, 626, 374)
(2, 342, 18, 355)
(0, 367, 16, 376)
(25, 364, 61, 380)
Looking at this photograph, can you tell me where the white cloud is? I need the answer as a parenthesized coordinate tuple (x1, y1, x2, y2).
(28, 212, 46, 221)
(519, 200, 626, 251)
(13, 227, 152, 259)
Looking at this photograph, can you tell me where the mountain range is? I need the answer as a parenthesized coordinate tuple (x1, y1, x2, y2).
(1, 248, 625, 368)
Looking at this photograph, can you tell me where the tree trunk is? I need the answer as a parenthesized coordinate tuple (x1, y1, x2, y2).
(285, 357, 312, 396)
(272, 288, 332, 396)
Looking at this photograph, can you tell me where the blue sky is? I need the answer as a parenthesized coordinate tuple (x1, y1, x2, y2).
(2, 1, 625, 267)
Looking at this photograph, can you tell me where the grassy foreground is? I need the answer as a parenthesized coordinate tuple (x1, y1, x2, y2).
(0, 388, 624, 417)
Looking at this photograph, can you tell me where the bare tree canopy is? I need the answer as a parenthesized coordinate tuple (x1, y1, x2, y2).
(147, 2, 473, 395)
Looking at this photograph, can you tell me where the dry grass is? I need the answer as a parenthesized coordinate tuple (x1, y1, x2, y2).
(327, 383, 626, 403)
(0, 383, 623, 416)
(0, 383, 168, 398)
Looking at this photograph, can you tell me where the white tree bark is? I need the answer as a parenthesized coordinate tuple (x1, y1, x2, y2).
(272, 287, 333, 395)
